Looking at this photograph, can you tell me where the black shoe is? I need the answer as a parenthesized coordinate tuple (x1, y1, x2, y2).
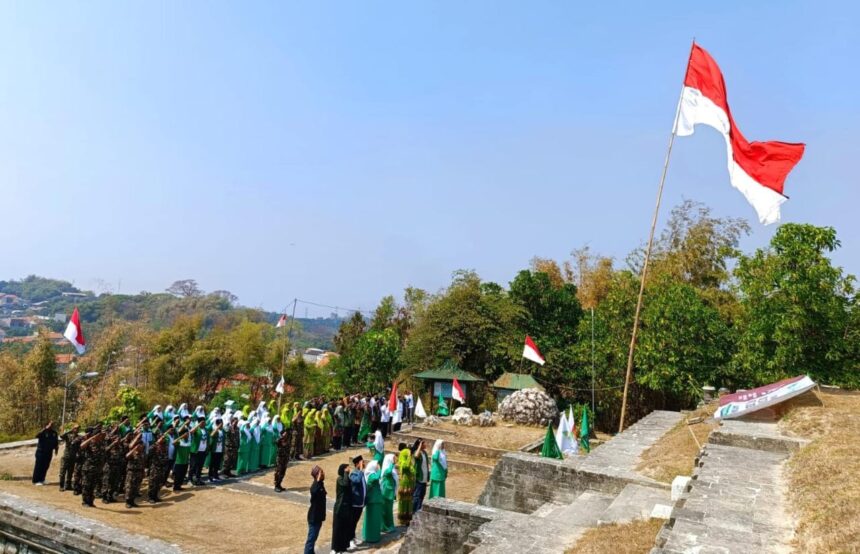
(59, 486, 65, 492)
(274, 486, 284, 492)
(73, 491, 81, 496)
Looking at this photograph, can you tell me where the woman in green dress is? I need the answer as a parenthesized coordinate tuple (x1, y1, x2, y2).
(314, 411, 325, 456)
(303, 409, 317, 459)
(366, 430, 384, 464)
(429, 439, 447, 499)
(362, 460, 383, 544)
(380, 453, 398, 533)
(397, 446, 415, 525)
(248, 417, 261, 471)
(259, 415, 273, 468)
(237, 420, 251, 474)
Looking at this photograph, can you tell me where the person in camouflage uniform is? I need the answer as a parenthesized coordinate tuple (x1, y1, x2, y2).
(79, 430, 104, 507)
(273, 427, 291, 492)
(146, 436, 168, 503)
(291, 404, 304, 461)
(101, 433, 125, 503)
(71, 428, 92, 495)
(58, 424, 79, 492)
(124, 439, 146, 508)
(222, 417, 240, 478)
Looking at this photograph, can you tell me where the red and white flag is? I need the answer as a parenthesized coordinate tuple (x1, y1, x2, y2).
(276, 314, 287, 328)
(522, 335, 545, 366)
(677, 43, 805, 225)
(388, 380, 399, 412)
(451, 378, 465, 403)
(63, 307, 86, 355)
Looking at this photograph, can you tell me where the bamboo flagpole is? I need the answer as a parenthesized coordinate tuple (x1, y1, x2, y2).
(277, 298, 298, 413)
(618, 40, 696, 433)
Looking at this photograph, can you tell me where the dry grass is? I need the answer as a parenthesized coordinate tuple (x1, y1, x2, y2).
(635, 403, 718, 483)
(780, 389, 860, 553)
(428, 421, 545, 451)
(566, 518, 664, 554)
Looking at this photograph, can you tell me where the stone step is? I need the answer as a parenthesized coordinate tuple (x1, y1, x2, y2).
(598, 483, 672, 524)
(536, 490, 615, 525)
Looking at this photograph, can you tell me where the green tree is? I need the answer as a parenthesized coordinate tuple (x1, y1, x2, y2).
(333, 311, 366, 358)
(342, 328, 402, 392)
(732, 224, 857, 387)
(402, 270, 522, 381)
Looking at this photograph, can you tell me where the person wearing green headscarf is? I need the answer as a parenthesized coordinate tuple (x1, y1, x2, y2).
(397, 446, 415, 525)
(303, 409, 317, 459)
(380, 453, 398, 533)
(314, 411, 326, 455)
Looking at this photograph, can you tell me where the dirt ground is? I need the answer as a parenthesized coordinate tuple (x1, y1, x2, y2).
(422, 421, 544, 450)
(0, 440, 492, 553)
(635, 403, 718, 483)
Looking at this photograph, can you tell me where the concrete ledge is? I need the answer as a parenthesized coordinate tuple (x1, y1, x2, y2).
(0, 439, 37, 451)
(709, 420, 810, 453)
(0, 492, 182, 553)
(400, 498, 502, 554)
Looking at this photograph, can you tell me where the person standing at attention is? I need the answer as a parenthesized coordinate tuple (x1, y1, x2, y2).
(348, 455, 367, 550)
(304, 465, 326, 554)
(429, 439, 448, 499)
(380, 453, 398, 533)
(362, 460, 383, 544)
(33, 421, 59, 485)
(412, 439, 430, 512)
(330, 463, 354, 554)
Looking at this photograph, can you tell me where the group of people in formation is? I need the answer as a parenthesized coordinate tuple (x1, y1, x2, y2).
(305, 433, 448, 554)
(30, 389, 450, 522)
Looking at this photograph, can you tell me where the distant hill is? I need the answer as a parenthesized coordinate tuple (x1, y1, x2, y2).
(0, 275, 343, 350)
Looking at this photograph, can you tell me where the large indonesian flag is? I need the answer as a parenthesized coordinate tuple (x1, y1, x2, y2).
(677, 43, 805, 225)
(522, 335, 545, 366)
(63, 307, 86, 354)
(451, 378, 465, 403)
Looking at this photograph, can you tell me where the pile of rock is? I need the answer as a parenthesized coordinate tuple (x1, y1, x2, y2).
(477, 411, 496, 427)
(423, 415, 443, 426)
(498, 388, 558, 426)
(452, 407, 474, 425)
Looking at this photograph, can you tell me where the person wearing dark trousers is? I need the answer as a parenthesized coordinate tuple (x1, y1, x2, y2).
(304, 465, 326, 554)
(208, 418, 225, 482)
(188, 417, 208, 486)
(412, 439, 430, 513)
(33, 422, 59, 485)
(348, 455, 367, 549)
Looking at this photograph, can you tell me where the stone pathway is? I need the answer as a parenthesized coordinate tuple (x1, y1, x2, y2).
(654, 420, 800, 553)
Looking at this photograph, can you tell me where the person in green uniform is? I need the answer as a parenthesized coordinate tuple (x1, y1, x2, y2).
(237, 419, 251, 474)
(397, 445, 416, 524)
(429, 439, 447, 499)
(248, 416, 261, 471)
(362, 460, 383, 544)
(380, 453, 398, 533)
(303, 409, 317, 459)
(259, 415, 273, 469)
(367, 430, 384, 464)
(171, 418, 192, 490)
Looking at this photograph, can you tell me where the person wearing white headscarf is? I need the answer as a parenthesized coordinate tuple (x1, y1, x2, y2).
(147, 405, 163, 423)
(367, 430, 384, 464)
(362, 459, 383, 544)
(256, 401, 268, 419)
(164, 405, 175, 421)
(208, 407, 222, 424)
(380, 453, 398, 533)
(237, 420, 252, 474)
(259, 415, 274, 468)
(248, 416, 262, 470)
(178, 403, 190, 418)
(194, 405, 206, 419)
(429, 440, 447, 499)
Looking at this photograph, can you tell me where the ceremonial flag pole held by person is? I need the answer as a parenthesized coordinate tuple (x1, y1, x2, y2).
(618, 41, 806, 432)
(522, 335, 545, 366)
(63, 307, 86, 355)
(388, 381, 398, 412)
(276, 314, 287, 328)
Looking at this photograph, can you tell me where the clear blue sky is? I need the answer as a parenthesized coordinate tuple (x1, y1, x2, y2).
(2, 2, 857, 315)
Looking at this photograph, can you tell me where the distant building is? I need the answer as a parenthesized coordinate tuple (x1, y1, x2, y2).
(492, 372, 544, 403)
(61, 292, 88, 298)
(302, 348, 326, 365)
(0, 294, 24, 308)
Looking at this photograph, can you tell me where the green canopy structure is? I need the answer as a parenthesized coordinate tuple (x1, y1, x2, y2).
(540, 422, 563, 459)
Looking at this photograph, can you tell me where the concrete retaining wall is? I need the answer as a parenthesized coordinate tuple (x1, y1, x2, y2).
(399, 499, 501, 554)
(0, 493, 181, 554)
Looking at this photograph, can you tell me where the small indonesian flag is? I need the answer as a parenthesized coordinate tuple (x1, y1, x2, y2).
(677, 43, 805, 225)
(276, 314, 287, 328)
(452, 378, 465, 403)
(63, 307, 86, 355)
(522, 335, 545, 366)
(388, 380, 398, 412)
(275, 376, 285, 394)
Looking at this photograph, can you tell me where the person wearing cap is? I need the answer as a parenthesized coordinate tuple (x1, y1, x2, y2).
(58, 424, 80, 491)
(412, 439, 430, 512)
(348, 455, 367, 549)
(304, 465, 326, 554)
